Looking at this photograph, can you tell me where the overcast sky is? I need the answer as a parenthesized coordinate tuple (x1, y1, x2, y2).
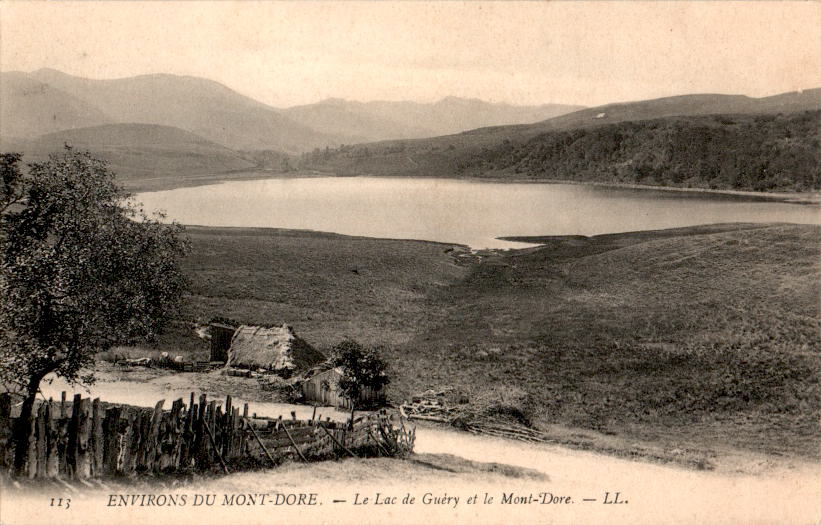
(1, 2, 819, 108)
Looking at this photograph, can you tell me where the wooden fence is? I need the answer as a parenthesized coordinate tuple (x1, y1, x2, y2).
(0, 392, 414, 480)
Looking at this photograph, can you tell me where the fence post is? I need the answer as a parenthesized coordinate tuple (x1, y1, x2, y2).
(66, 394, 81, 479)
(224, 396, 232, 458)
(56, 410, 69, 477)
(181, 401, 195, 469)
(214, 404, 223, 458)
(134, 408, 148, 471)
(91, 399, 104, 477)
(168, 399, 184, 471)
(195, 395, 207, 467)
(148, 400, 164, 471)
(35, 404, 47, 478)
(207, 401, 216, 463)
(234, 407, 242, 458)
(118, 407, 133, 475)
(137, 409, 152, 473)
(43, 402, 59, 478)
(76, 397, 92, 479)
(102, 406, 121, 476)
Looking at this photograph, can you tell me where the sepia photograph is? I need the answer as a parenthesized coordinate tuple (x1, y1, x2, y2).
(0, 2, 819, 524)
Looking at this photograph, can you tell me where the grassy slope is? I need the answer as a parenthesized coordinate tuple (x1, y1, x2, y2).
(2, 124, 282, 191)
(157, 223, 820, 459)
(19, 124, 257, 178)
(390, 223, 821, 457)
(172, 226, 471, 351)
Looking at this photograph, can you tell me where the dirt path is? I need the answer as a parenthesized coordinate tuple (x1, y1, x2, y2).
(3, 425, 820, 525)
(37, 366, 353, 422)
(5, 373, 819, 525)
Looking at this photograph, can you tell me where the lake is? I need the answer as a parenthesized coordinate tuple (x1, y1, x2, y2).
(135, 177, 821, 249)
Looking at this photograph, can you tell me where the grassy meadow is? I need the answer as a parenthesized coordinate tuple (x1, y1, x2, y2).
(149, 222, 820, 461)
(160, 226, 473, 352)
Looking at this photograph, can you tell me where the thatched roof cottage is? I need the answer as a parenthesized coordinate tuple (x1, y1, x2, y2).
(226, 324, 325, 377)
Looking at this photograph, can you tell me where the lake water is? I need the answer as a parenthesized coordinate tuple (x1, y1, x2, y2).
(135, 177, 820, 249)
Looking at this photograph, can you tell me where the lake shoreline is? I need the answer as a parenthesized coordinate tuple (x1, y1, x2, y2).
(132, 174, 821, 250)
(124, 169, 821, 205)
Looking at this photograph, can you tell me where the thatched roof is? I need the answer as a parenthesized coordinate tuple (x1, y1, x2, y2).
(227, 324, 325, 376)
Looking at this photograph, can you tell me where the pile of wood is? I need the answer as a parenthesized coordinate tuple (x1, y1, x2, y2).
(399, 387, 467, 423)
(458, 419, 557, 445)
(400, 396, 556, 446)
(399, 399, 456, 423)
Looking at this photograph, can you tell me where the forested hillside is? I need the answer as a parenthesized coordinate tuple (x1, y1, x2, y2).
(305, 111, 821, 192)
(464, 111, 821, 191)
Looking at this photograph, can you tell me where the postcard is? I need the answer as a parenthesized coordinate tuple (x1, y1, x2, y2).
(1, 2, 819, 524)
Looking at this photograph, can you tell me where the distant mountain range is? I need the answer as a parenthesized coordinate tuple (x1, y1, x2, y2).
(1, 68, 582, 152)
(282, 97, 583, 143)
(2, 68, 819, 191)
(2, 69, 340, 153)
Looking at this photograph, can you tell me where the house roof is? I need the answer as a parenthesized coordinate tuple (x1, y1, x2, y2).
(227, 324, 325, 374)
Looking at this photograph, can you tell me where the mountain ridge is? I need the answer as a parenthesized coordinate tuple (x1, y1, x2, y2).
(21, 69, 344, 153)
(285, 95, 584, 142)
(2, 69, 585, 150)
(0, 72, 115, 139)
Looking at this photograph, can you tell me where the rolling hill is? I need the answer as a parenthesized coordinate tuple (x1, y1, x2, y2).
(457, 111, 821, 192)
(167, 222, 821, 459)
(5, 123, 259, 186)
(282, 99, 434, 143)
(311, 89, 821, 154)
(519, 89, 821, 135)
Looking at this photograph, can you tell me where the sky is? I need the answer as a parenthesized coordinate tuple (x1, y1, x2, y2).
(1, 1, 819, 108)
